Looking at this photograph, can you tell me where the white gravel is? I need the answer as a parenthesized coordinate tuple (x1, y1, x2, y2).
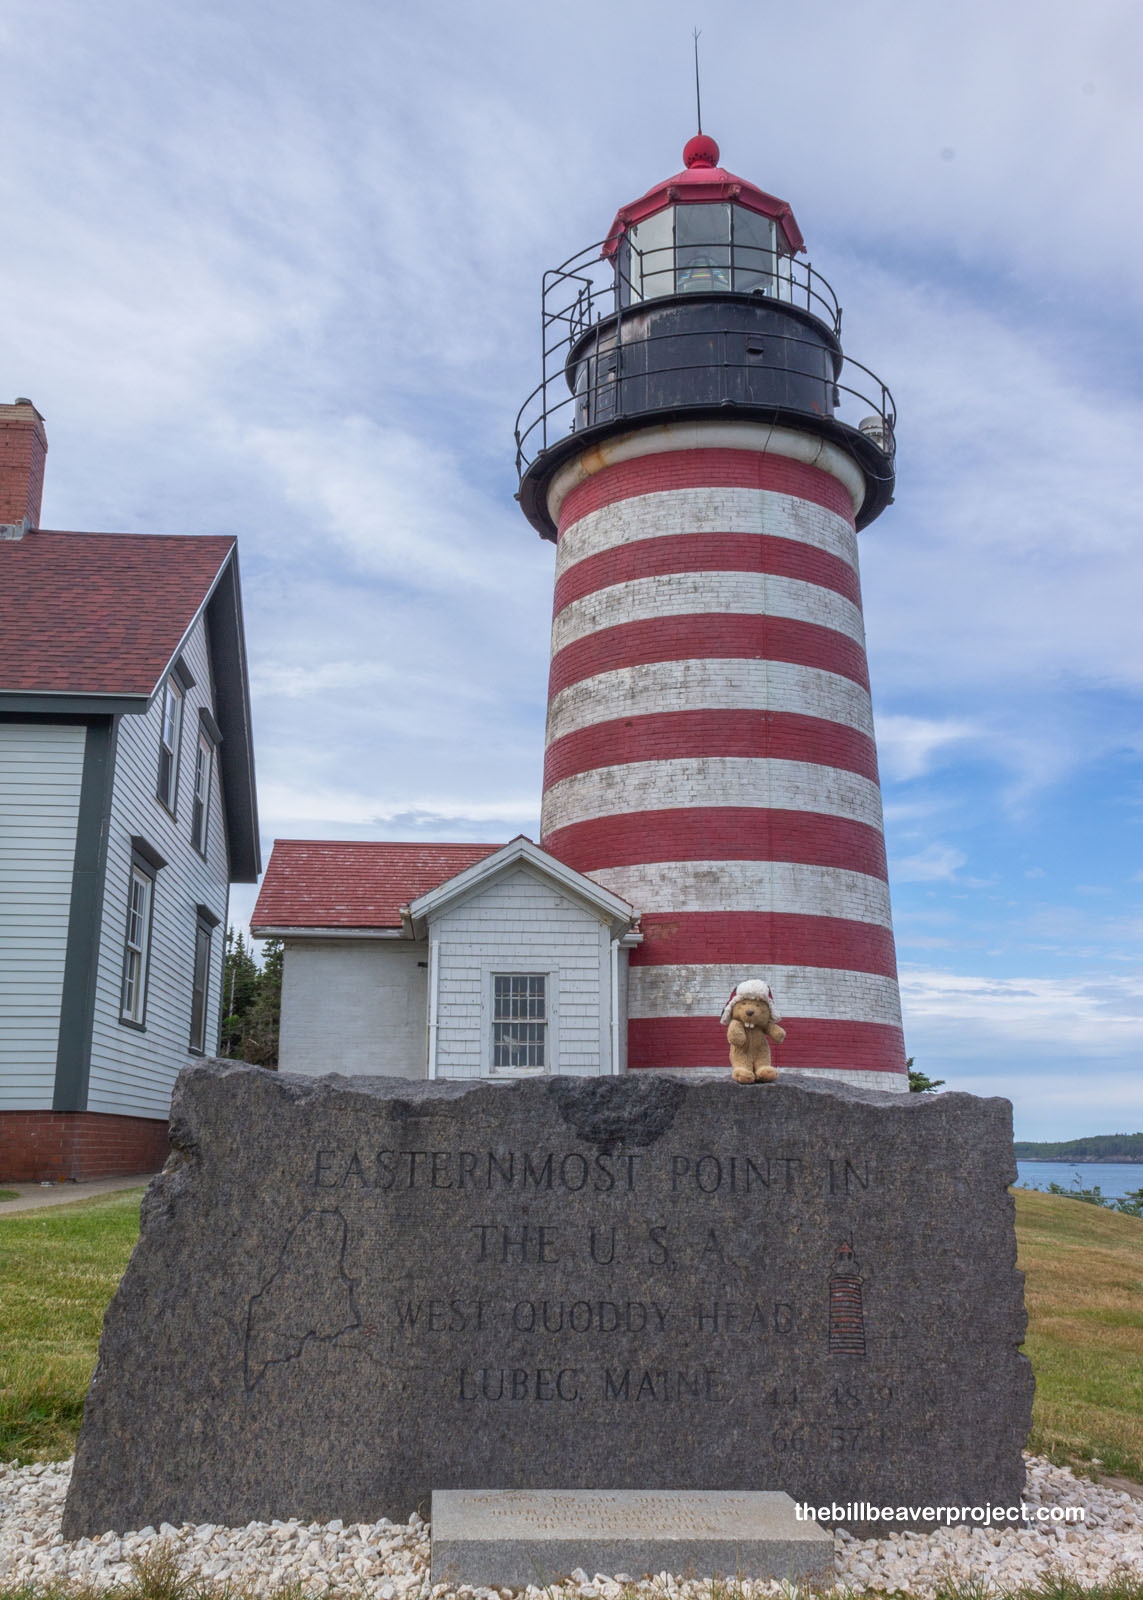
(0, 1456, 1139, 1596)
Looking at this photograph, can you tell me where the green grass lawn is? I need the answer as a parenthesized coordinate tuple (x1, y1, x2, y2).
(1016, 1186, 1143, 1481)
(0, 1187, 145, 1461)
(1, 1184, 1140, 1485)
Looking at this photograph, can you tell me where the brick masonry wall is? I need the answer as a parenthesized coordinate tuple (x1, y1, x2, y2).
(548, 613, 872, 698)
(546, 659, 876, 748)
(0, 404, 47, 527)
(544, 807, 889, 879)
(553, 529, 863, 612)
(557, 446, 856, 526)
(543, 756, 885, 834)
(0, 1112, 169, 1182)
(544, 710, 880, 788)
(539, 432, 907, 1083)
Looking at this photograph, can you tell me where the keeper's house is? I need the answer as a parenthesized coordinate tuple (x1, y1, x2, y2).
(251, 836, 640, 1078)
(0, 400, 259, 1181)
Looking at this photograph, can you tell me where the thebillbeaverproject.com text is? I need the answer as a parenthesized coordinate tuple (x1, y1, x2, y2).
(796, 1503, 1085, 1528)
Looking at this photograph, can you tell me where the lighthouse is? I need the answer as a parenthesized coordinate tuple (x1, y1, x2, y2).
(516, 134, 906, 1089)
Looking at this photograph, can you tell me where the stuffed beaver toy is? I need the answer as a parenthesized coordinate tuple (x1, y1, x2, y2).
(720, 979, 786, 1084)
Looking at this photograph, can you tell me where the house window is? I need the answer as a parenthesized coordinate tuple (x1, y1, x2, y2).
(156, 677, 183, 811)
(492, 974, 547, 1071)
(191, 734, 213, 854)
(119, 838, 166, 1030)
(189, 920, 211, 1052)
(120, 867, 154, 1026)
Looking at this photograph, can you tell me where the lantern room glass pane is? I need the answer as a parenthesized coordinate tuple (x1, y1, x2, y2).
(732, 207, 777, 293)
(623, 209, 674, 303)
(676, 203, 731, 293)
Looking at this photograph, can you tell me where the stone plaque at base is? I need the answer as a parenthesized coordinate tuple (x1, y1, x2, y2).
(430, 1489, 834, 1586)
(63, 1063, 1033, 1539)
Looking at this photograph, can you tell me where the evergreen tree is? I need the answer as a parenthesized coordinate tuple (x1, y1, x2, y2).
(240, 937, 283, 1069)
(906, 1057, 945, 1093)
(220, 928, 260, 1057)
(220, 930, 283, 1068)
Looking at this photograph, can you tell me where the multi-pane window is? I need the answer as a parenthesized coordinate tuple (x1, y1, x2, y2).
(189, 920, 212, 1052)
(120, 867, 153, 1025)
(156, 678, 183, 810)
(618, 201, 783, 304)
(191, 735, 213, 854)
(492, 974, 547, 1070)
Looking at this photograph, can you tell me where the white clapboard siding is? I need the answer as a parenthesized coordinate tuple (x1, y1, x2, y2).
(0, 723, 85, 1108)
(280, 939, 429, 1078)
(87, 613, 231, 1119)
(434, 864, 612, 1079)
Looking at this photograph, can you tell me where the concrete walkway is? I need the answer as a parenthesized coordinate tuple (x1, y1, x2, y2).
(0, 1174, 158, 1215)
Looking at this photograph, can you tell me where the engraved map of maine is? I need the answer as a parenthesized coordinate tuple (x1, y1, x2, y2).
(63, 1065, 1033, 1539)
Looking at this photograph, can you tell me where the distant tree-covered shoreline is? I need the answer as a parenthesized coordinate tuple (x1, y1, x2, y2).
(1014, 1132, 1143, 1162)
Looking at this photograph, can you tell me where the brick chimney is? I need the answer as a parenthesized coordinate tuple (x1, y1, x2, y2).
(0, 398, 48, 538)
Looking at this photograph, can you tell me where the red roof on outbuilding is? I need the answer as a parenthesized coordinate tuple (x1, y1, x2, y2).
(251, 840, 506, 931)
(0, 530, 235, 695)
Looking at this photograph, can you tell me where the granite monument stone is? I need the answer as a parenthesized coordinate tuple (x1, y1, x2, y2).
(63, 1063, 1033, 1538)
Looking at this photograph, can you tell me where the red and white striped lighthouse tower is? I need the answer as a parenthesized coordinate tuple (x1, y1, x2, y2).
(516, 135, 906, 1089)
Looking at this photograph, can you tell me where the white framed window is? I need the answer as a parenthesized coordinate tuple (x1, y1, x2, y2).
(191, 734, 213, 854)
(491, 973, 548, 1072)
(156, 677, 183, 811)
(189, 904, 221, 1055)
(189, 919, 211, 1052)
(119, 838, 165, 1029)
(121, 867, 153, 1026)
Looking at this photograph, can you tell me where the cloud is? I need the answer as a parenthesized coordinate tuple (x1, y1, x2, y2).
(952, 1070, 1143, 1143)
(875, 714, 979, 781)
(241, 418, 528, 593)
(855, 269, 1143, 706)
(256, 780, 540, 831)
(891, 844, 968, 883)
(900, 967, 1143, 1056)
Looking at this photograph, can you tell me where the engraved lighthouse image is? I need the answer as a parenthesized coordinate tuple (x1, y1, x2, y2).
(516, 133, 906, 1087)
(828, 1240, 867, 1355)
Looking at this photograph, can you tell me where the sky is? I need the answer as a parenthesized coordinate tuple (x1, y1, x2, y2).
(2, 0, 1140, 1139)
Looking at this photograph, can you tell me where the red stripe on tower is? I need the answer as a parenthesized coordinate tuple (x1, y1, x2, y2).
(545, 808, 889, 879)
(548, 612, 871, 698)
(627, 1017, 904, 1075)
(543, 710, 880, 789)
(635, 912, 901, 980)
(558, 446, 855, 527)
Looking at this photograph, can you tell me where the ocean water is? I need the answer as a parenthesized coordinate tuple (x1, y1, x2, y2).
(1015, 1160, 1143, 1200)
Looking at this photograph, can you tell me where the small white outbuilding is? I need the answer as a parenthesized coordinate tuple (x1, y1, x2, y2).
(251, 836, 641, 1080)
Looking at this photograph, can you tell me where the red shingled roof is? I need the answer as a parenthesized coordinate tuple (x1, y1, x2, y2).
(0, 530, 235, 695)
(251, 840, 506, 930)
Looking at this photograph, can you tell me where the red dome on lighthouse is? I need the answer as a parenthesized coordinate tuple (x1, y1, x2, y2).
(602, 135, 806, 259)
(682, 132, 721, 167)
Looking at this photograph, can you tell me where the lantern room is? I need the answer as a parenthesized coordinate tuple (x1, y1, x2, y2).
(607, 133, 805, 305)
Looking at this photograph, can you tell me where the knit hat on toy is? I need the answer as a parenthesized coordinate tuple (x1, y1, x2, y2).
(720, 978, 781, 1027)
